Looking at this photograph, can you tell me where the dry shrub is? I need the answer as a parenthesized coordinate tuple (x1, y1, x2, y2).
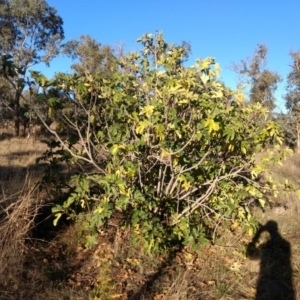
(0, 175, 41, 290)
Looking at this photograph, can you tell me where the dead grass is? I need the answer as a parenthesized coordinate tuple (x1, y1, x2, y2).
(0, 136, 47, 165)
(0, 177, 40, 297)
(230, 151, 300, 299)
(271, 152, 300, 185)
(0, 136, 48, 196)
(1, 137, 300, 300)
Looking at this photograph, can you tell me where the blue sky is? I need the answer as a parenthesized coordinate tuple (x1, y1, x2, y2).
(36, 0, 300, 111)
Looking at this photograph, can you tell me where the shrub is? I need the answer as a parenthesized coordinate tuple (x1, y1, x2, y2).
(32, 33, 291, 252)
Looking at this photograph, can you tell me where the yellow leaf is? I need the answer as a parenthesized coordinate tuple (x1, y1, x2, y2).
(231, 221, 239, 229)
(94, 206, 104, 214)
(238, 207, 245, 219)
(182, 181, 191, 191)
(248, 227, 254, 237)
(80, 199, 85, 208)
(234, 92, 245, 105)
(139, 105, 155, 119)
(173, 157, 179, 166)
(199, 58, 212, 70)
(111, 144, 119, 155)
(41, 77, 46, 87)
(175, 130, 182, 138)
(169, 85, 184, 94)
(161, 149, 170, 159)
(200, 73, 209, 84)
(229, 261, 241, 272)
(110, 294, 125, 299)
(211, 90, 223, 98)
(214, 63, 221, 77)
(258, 198, 265, 208)
(204, 118, 219, 133)
(178, 99, 189, 104)
(126, 258, 140, 266)
(136, 120, 150, 134)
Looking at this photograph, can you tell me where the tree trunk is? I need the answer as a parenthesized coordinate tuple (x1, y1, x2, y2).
(297, 122, 300, 153)
(14, 89, 20, 137)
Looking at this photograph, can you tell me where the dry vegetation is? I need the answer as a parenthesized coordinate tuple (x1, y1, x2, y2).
(1, 134, 300, 300)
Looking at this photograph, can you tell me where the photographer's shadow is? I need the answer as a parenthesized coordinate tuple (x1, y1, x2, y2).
(247, 220, 295, 300)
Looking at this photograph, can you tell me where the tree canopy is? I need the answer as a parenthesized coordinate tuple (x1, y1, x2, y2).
(233, 44, 281, 112)
(0, 0, 64, 135)
(285, 51, 300, 152)
(63, 34, 116, 77)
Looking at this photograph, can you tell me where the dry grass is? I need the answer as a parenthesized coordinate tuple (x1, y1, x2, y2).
(0, 136, 47, 288)
(0, 179, 39, 287)
(212, 151, 300, 300)
(271, 152, 300, 185)
(1, 137, 300, 300)
(0, 136, 47, 165)
(0, 176, 48, 299)
(0, 136, 48, 195)
(0, 136, 87, 299)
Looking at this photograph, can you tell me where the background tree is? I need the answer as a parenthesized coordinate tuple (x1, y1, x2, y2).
(0, 0, 64, 136)
(63, 35, 116, 77)
(285, 51, 300, 152)
(0, 76, 14, 123)
(273, 112, 295, 149)
(233, 44, 281, 113)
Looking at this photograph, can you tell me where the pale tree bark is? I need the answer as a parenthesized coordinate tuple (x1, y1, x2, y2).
(297, 122, 300, 153)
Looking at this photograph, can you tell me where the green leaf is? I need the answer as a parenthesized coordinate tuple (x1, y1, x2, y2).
(85, 235, 98, 249)
(224, 128, 235, 141)
(154, 124, 165, 140)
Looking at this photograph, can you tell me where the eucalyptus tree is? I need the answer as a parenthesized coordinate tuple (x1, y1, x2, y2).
(0, 0, 64, 136)
(233, 44, 281, 113)
(63, 35, 116, 77)
(0, 76, 14, 124)
(285, 51, 300, 152)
